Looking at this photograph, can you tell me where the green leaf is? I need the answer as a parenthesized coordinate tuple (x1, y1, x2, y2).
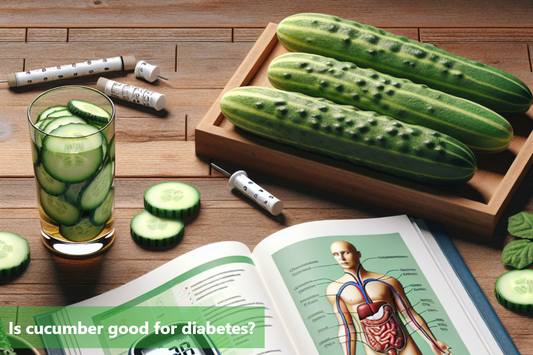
(508, 212, 533, 239)
(502, 239, 533, 269)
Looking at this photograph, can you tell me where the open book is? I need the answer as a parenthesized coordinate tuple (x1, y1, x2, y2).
(40, 215, 518, 355)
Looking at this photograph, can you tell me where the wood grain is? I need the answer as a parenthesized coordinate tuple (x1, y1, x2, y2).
(0, 0, 533, 27)
(68, 28, 232, 42)
(27, 28, 68, 42)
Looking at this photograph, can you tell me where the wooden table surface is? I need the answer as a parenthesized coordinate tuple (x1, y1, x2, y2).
(1, 1, 532, 353)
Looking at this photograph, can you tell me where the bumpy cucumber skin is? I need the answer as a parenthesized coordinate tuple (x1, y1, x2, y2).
(276, 13, 532, 114)
(220, 87, 477, 185)
(268, 53, 514, 154)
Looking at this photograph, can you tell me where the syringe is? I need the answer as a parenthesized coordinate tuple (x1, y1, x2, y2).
(211, 163, 284, 216)
(1, 55, 136, 88)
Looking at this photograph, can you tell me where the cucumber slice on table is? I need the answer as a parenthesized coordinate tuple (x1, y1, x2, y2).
(0, 232, 30, 278)
(130, 210, 185, 247)
(79, 163, 114, 211)
(495, 269, 533, 313)
(90, 188, 114, 226)
(37, 105, 67, 122)
(41, 123, 104, 183)
(40, 189, 80, 226)
(68, 99, 111, 123)
(144, 182, 201, 219)
(35, 163, 67, 196)
(59, 217, 105, 242)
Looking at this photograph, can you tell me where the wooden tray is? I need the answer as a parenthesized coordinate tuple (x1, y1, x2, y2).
(195, 23, 533, 236)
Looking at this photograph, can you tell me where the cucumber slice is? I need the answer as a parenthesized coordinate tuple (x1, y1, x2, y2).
(37, 105, 67, 122)
(46, 109, 76, 119)
(0, 232, 30, 278)
(79, 163, 114, 211)
(67, 100, 111, 123)
(63, 181, 88, 206)
(41, 123, 103, 183)
(35, 163, 67, 196)
(90, 188, 114, 226)
(42, 116, 88, 134)
(495, 269, 533, 313)
(143, 182, 201, 219)
(40, 189, 80, 226)
(130, 210, 185, 247)
(60, 217, 105, 242)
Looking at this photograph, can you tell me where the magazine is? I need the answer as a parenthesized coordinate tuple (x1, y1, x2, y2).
(38, 215, 518, 355)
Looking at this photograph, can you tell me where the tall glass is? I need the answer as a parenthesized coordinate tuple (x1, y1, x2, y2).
(27, 86, 116, 258)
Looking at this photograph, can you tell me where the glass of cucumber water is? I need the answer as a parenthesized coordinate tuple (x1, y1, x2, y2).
(27, 86, 116, 258)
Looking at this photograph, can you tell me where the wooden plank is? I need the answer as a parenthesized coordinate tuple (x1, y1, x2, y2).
(420, 27, 533, 43)
(1, 0, 533, 27)
(69, 28, 232, 42)
(27, 28, 67, 42)
(0, 28, 25, 41)
(0, 58, 24, 78)
(176, 42, 256, 88)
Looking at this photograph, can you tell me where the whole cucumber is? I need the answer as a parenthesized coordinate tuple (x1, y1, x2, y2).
(276, 13, 532, 114)
(220, 86, 477, 185)
(268, 52, 514, 153)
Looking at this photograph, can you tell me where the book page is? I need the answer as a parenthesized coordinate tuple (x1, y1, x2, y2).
(252, 215, 502, 355)
(46, 241, 298, 355)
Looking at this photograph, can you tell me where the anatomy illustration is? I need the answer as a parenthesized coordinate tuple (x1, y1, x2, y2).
(325, 241, 452, 355)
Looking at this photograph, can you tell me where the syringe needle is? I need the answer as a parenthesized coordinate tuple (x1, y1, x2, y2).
(211, 162, 231, 177)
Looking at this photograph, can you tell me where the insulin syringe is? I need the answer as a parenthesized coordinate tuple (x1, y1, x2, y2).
(1, 55, 136, 88)
(211, 163, 284, 216)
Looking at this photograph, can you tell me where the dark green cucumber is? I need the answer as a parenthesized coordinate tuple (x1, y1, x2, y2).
(268, 52, 514, 153)
(220, 86, 477, 185)
(276, 13, 532, 113)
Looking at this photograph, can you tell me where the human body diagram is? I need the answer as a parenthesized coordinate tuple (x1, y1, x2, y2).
(326, 241, 452, 355)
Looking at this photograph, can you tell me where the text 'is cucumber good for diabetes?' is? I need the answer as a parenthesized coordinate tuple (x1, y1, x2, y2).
(268, 52, 514, 154)
(33, 100, 114, 243)
(276, 13, 532, 114)
(0, 232, 30, 278)
(220, 86, 477, 185)
(131, 182, 201, 247)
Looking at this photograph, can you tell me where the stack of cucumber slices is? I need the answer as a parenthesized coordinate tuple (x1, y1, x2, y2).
(33, 100, 115, 242)
(130, 182, 201, 247)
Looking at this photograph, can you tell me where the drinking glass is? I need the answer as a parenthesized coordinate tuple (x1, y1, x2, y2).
(27, 86, 116, 258)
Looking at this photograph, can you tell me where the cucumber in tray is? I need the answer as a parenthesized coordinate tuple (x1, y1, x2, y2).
(41, 123, 104, 183)
(220, 86, 477, 185)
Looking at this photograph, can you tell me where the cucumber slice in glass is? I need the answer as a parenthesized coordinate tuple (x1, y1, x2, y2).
(35, 163, 67, 196)
(495, 269, 533, 313)
(42, 116, 87, 134)
(41, 123, 103, 183)
(90, 188, 114, 226)
(40, 189, 80, 226)
(68, 99, 111, 123)
(0, 232, 30, 278)
(144, 182, 200, 219)
(46, 109, 76, 119)
(130, 210, 185, 247)
(37, 105, 67, 123)
(60, 217, 105, 242)
(63, 181, 88, 206)
(79, 163, 114, 211)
